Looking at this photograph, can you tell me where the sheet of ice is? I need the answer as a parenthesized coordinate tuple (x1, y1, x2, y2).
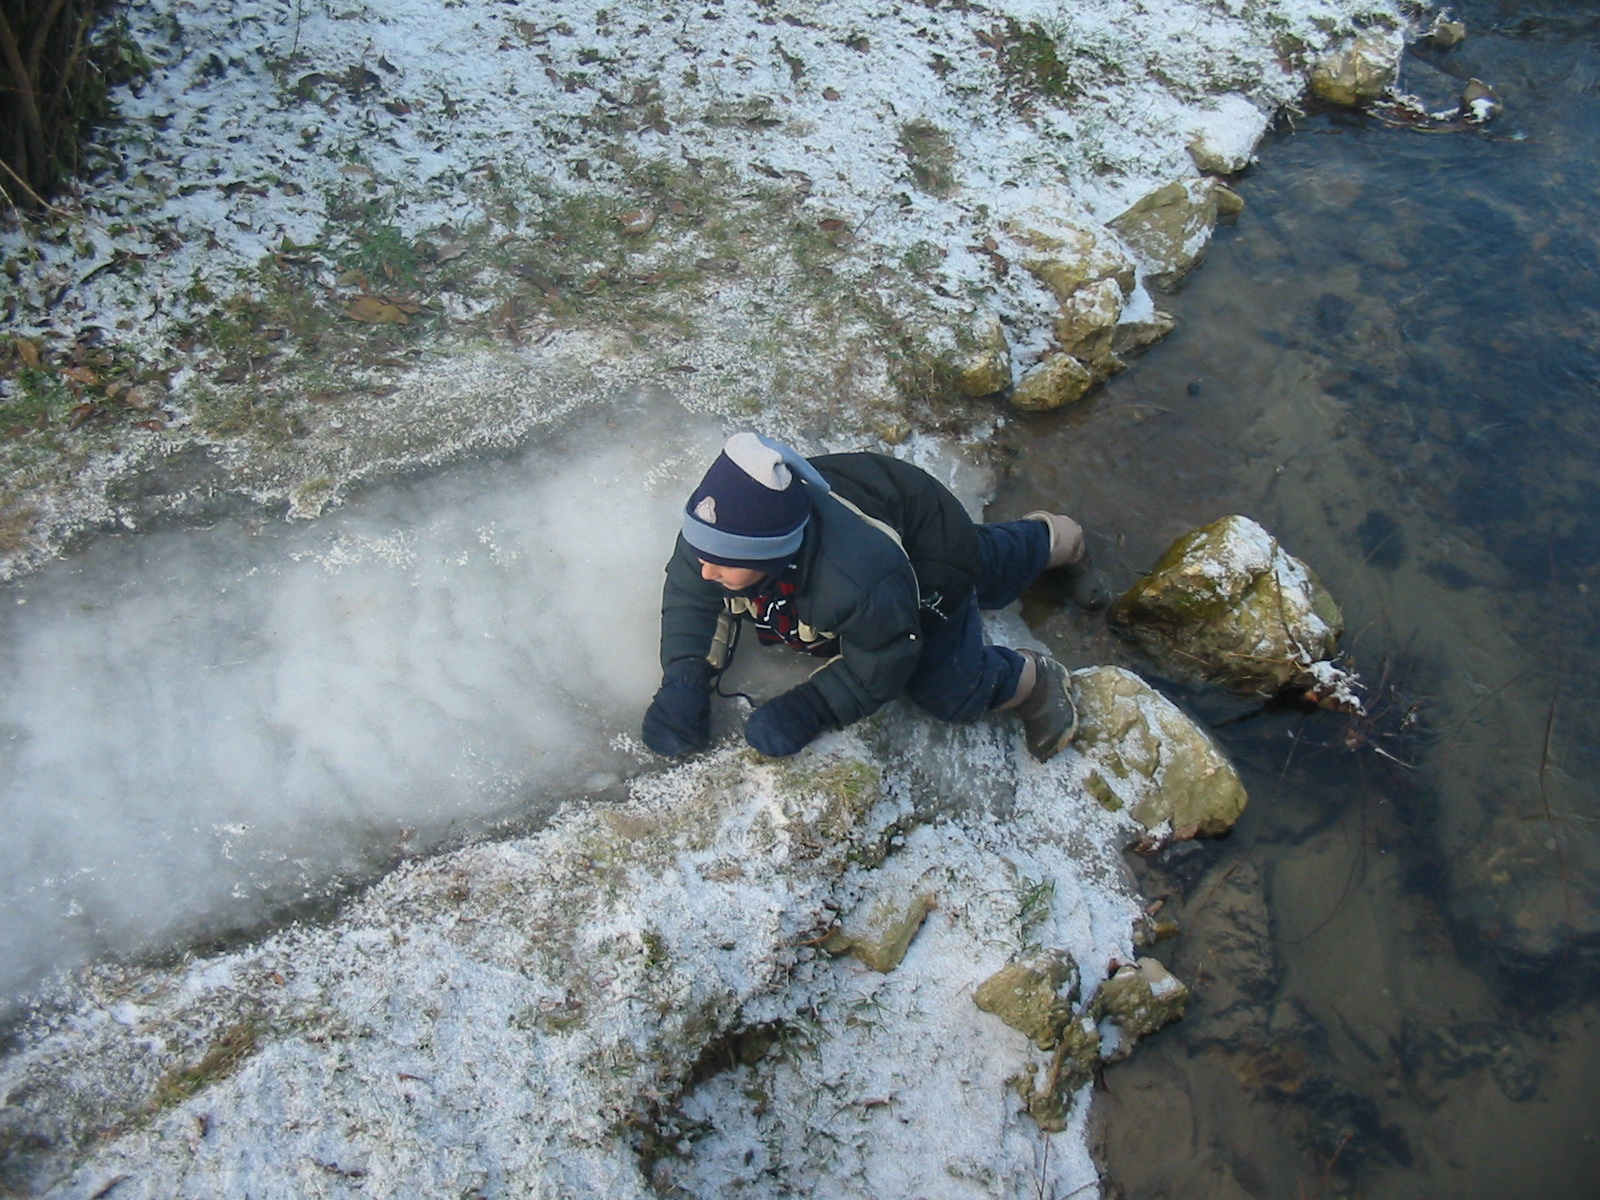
(0, 399, 724, 1009)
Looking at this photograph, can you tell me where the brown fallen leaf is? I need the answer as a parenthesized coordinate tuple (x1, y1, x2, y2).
(616, 208, 657, 235)
(822, 87, 842, 100)
(434, 241, 470, 263)
(346, 295, 410, 324)
(336, 268, 369, 288)
(14, 338, 41, 368)
(68, 402, 99, 429)
(60, 366, 98, 386)
(818, 218, 850, 232)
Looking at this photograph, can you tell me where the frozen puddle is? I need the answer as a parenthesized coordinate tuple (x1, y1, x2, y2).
(0, 403, 722, 1009)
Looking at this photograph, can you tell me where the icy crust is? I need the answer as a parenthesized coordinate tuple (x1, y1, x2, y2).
(0, 730, 1143, 1199)
(0, 0, 1406, 579)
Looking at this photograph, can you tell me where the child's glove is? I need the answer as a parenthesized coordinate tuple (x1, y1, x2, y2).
(745, 684, 832, 758)
(641, 658, 714, 756)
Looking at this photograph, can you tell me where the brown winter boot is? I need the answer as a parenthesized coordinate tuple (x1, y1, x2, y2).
(1025, 511, 1108, 612)
(1001, 649, 1079, 762)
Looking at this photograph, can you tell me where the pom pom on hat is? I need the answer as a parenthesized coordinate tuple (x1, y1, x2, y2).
(683, 432, 814, 568)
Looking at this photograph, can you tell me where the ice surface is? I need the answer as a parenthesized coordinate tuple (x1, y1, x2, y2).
(0, 400, 724, 1007)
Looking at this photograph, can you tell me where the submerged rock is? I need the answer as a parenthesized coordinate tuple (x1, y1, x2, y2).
(1112, 309, 1176, 357)
(1072, 665, 1248, 840)
(1108, 514, 1355, 704)
(1109, 178, 1243, 292)
(1448, 812, 1600, 980)
(973, 949, 1081, 1049)
(1310, 31, 1402, 108)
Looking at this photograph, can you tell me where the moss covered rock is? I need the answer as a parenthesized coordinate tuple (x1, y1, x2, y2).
(1109, 177, 1243, 291)
(1108, 514, 1348, 700)
(1072, 665, 1248, 839)
(1310, 31, 1401, 108)
(973, 949, 1081, 1049)
(1092, 957, 1189, 1060)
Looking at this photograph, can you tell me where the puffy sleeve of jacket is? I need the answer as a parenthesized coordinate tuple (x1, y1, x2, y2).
(659, 534, 726, 668)
(803, 558, 924, 728)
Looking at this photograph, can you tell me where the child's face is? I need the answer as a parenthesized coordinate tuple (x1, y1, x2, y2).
(698, 560, 768, 591)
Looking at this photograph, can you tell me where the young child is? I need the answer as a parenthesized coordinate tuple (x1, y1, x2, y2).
(642, 433, 1105, 761)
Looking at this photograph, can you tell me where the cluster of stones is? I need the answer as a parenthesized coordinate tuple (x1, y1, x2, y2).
(949, 177, 1242, 412)
(816, 659, 1265, 1130)
(945, 18, 1495, 415)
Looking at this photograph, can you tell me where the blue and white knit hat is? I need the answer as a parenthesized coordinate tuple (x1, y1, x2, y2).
(682, 433, 829, 568)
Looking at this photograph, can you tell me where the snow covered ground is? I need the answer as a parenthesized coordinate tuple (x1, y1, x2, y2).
(0, 0, 1413, 1195)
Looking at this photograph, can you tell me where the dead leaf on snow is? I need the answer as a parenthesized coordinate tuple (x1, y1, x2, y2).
(14, 338, 41, 368)
(346, 295, 410, 324)
(823, 87, 842, 100)
(336, 268, 369, 288)
(616, 208, 656, 235)
(818, 218, 850, 232)
(60, 366, 98, 386)
(68, 402, 99, 429)
(434, 242, 470, 263)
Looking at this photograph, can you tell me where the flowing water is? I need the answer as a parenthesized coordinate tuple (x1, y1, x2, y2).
(992, 4, 1600, 1195)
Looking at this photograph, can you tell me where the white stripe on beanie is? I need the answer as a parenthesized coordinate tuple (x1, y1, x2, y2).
(723, 431, 792, 490)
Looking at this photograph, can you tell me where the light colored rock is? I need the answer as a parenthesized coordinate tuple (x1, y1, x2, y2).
(1002, 191, 1137, 301)
(1072, 665, 1248, 839)
(1112, 309, 1176, 357)
(973, 949, 1081, 1049)
(1183, 93, 1268, 174)
(821, 890, 937, 972)
(1427, 14, 1467, 48)
(1092, 957, 1189, 1059)
(1109, 178, 1243, 291)
(1462, 77, 1500, 123)
(951, 307, 1012, 396)
(1309, 30, 1402, 108)
(1108, 514, 1353, 701)
(1053, 277, 1125, 362)
(1010, 352, 1094, 412)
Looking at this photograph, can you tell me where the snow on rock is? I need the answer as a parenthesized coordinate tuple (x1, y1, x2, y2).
(1, 725, 1146, 1199)
(1108, 514, 1361, 707)
(1073, 665, 1250, 840)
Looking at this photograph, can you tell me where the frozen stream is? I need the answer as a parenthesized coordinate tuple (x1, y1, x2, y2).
(0, 404, 724, 1010)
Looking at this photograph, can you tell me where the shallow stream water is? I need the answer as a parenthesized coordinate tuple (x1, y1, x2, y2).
(992, 4, 1600, 1195)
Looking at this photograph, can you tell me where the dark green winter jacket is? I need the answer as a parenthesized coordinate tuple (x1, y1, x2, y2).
(658, 451, 981, 729)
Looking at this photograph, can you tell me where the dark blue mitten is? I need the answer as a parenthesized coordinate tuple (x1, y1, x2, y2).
(745, 684, 832, 758)
(642, 658, 714, 756)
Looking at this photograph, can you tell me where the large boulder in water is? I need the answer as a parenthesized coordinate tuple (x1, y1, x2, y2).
(1072, 665, 1248, 839)
(1108, 515, 1356, 705)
